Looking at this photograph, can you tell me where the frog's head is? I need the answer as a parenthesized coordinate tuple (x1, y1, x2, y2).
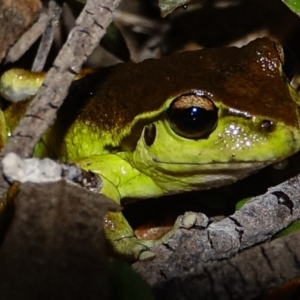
(120, 38, 300, 192)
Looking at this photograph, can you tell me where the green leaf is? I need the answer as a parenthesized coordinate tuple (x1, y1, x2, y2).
(235, 197, 252, 210)
(275, 220, 300, 237)
(159, 0, 191, 17)
(282, 0, 300, 16)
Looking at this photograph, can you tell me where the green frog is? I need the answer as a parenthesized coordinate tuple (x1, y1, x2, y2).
(1, 38, 300, 260)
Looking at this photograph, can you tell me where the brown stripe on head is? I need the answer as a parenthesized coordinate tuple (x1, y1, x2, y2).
(66, 38, 299, 140)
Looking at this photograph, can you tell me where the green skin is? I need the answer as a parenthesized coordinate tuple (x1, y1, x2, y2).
(1, 38, 300, 259)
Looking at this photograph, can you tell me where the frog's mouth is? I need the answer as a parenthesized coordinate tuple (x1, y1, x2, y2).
(152, 159, 272, 172)
(147, 159, 273, 192)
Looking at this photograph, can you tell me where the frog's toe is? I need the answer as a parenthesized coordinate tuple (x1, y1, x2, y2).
(174, 211, 209, 230)
(136, 212, 211, 254)
(131, 242, 155, 261)
(136, 212, 209, 253)
(137, 249, 156, 261)
(177, 212, 197, 229)
(114, 237, 156, 261)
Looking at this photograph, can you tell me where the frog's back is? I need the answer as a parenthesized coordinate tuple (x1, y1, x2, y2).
(3, 78, 117, 161)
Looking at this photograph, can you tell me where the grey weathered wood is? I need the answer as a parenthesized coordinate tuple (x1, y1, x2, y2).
(133, 174, 300, 299)
(0, 181, 119, 300)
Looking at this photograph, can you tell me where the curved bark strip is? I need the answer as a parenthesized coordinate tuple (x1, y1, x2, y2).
(153, 230, 300, 300)
(133, 174, 300, 299)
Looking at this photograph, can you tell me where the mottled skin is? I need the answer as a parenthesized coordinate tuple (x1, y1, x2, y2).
(1, 38, 300, 259)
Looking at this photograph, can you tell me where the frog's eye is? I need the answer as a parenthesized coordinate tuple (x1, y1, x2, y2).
(168, 93, 218, 139)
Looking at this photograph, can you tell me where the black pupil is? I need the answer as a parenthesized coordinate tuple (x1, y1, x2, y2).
(177, 107, 212, 133)
(168, 96, 218, 139)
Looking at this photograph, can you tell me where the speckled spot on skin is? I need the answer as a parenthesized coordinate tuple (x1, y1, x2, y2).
(217, 120, 269, 153)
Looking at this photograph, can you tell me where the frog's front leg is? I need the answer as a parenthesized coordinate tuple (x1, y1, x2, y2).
(104, 210, 205, 260)
(100, 179, 191, 260)
(94, 180, 157, 260)
(76, 156, 156, 260)
(104, 211, 156, 260)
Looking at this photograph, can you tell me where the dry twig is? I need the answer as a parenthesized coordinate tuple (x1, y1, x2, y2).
(32, 0, 62, 71)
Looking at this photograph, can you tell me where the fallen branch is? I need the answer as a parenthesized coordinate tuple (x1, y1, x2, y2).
(133, 173, 300, 298)
(151, 229, 300, 300)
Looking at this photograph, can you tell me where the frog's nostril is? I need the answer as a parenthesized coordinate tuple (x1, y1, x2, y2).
(260, 120, 275, 133)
